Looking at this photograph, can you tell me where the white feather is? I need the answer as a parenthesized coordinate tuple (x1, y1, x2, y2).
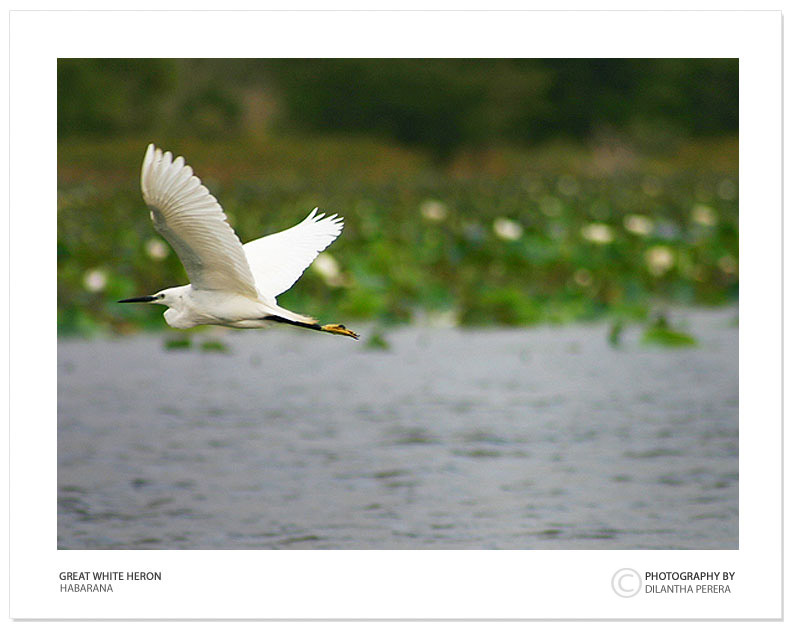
(242, 208, 344, 299)
(140, 143, 259, 298)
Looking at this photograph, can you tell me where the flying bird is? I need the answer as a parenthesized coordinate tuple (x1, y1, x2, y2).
(119, 144, 359, 339)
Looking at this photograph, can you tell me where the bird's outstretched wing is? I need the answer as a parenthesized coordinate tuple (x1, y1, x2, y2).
(140, 144, 258, 298)
(243, 209, 344, 299)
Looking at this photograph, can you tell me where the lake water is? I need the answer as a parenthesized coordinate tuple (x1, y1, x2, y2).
(58, 308, 738, 549)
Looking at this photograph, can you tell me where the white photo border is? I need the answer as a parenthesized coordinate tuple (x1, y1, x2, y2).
(9, 8, 782, 621)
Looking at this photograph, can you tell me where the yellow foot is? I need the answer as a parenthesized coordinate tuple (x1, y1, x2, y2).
(321, 323, 360, 340)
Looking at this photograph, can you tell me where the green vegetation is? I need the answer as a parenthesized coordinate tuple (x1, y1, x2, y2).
(200, 339, 230, 353)
(642, 315, 698, 348)
(163, 336, 192, 351)
(364, 329, 391, 351)
(58, 59, 738, 156)
(58, 134, 737, 336)
(608, 320, 625, 348)
(57, 59, 737, 336)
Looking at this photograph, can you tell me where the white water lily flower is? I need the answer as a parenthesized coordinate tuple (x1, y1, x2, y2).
(623, 214, 654, 236)
(312, 252, 344, 286)
(145, 238, 169, 260)
(581, 222, 614, 244)
(691, 204, 718, 226)
(83, 268, 107, 292)
(645, 246, 675, 276)
(493, 217, 523, 241)
(420, 199, 448, 222)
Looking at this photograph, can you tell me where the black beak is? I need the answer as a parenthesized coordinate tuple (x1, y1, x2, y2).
(118, 295, 157, 303)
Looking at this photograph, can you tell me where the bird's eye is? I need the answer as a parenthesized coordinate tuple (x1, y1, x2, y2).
(159, 294, 165, 299)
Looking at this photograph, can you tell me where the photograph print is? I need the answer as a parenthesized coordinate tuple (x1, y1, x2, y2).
(57, 58, 738, 550)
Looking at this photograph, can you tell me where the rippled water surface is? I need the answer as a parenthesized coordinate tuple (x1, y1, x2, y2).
(58, 309, 738, 549)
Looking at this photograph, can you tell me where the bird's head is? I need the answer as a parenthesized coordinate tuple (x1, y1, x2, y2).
(118, 287, 180, 307)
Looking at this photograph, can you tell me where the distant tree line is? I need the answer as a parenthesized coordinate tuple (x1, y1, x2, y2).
(58, 58, 737, 155)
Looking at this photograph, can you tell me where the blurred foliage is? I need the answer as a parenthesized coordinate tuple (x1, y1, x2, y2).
(58, 132, 738, 336)
(58, 59, 737, 157)
(163, 336, 191, 350)
(200, 339, 230, 353)
(57, 59, 738, 335)
(58, 59, 177, 137)
(642, 315, 698, 347)
(364, 329, 391, 351)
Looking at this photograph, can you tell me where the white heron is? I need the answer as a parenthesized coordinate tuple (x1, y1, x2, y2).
(118, 144, 359, 339)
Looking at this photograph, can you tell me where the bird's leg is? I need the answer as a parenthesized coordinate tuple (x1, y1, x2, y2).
(320, 323, 360, 340)
(262, 315, 359, 339)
